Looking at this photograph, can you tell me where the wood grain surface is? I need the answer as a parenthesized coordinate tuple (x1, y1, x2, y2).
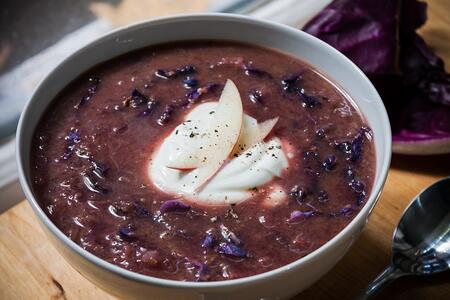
(1, 0, 449, 299)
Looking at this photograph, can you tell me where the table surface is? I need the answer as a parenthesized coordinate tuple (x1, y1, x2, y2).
(1, 0, 450, 299)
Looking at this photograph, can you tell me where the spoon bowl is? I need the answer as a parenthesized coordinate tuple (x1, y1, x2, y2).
(393, 176, 450, 275)
(362, 177, 450, 298)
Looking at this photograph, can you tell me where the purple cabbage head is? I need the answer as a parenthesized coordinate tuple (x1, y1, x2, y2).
(303, 0, 399, 75)
(303, 0, 450, 154)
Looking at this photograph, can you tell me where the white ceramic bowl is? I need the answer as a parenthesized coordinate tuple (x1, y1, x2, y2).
(16, 13, 391, 300)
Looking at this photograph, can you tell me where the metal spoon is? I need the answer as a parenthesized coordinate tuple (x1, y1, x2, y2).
(359, 177, 450, 299)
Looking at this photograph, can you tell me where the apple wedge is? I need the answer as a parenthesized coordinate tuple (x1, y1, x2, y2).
(164, 79, 243, 190)
(259, 117, 279, 140)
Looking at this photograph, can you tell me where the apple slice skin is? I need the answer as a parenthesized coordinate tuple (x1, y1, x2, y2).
(166, 166, 196, 171)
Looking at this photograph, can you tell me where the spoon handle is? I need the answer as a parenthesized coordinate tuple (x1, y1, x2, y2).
(357, 266, 403, 299)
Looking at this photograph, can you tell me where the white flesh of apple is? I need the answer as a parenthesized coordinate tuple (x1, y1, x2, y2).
(258, 117, 279, 140)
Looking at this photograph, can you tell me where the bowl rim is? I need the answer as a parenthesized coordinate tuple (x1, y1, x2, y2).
(16, 13, 392, 289)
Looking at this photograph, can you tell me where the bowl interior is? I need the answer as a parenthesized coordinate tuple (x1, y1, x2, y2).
(17, 14, 391, 287)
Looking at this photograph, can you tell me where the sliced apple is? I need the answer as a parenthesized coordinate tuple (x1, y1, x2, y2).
(258, 117, 279, 140)
(164, 79, 243, 190)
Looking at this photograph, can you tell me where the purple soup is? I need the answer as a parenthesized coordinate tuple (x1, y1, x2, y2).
(30, 41, 375, 282)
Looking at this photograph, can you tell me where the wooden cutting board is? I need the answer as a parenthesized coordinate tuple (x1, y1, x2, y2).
(1, 0, 449, 299)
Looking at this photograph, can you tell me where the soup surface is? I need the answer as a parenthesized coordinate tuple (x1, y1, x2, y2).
(31, 41, 375, 281)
